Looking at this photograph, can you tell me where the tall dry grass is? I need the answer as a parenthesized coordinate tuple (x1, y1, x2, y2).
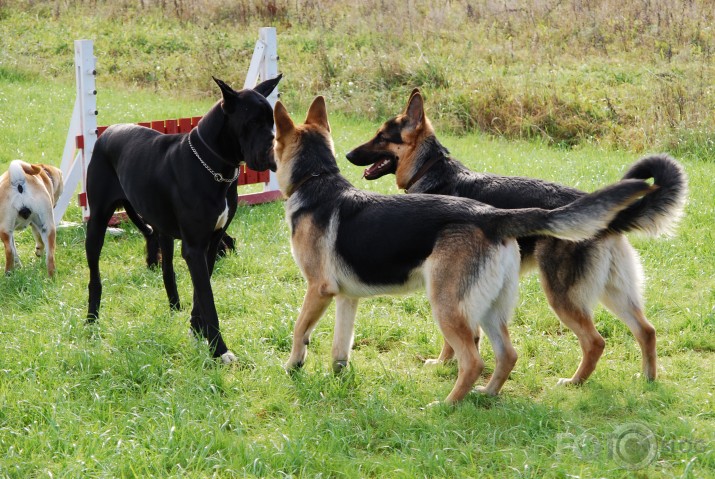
(2, 0, 713, 158)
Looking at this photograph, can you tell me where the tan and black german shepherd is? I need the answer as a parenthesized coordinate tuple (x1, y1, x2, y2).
(346, 89, 688, 387)
(274, 96, 656, 403)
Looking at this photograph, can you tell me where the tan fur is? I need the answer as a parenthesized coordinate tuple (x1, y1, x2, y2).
(275, 97, 523, 404)
(393, 96, 437, 190)
(0, 161, 63, 277)
(363, 90, 665, 386)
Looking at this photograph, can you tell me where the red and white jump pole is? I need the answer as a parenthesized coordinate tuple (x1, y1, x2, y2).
(54, 27, 282, 225)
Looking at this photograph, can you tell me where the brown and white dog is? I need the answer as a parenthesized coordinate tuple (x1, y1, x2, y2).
(274, 96, 655, 403)
(0, 160, 63, 277)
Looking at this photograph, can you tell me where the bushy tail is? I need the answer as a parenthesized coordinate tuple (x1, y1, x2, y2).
(608, 154, 688, 236)
(488, 179, 655, 241)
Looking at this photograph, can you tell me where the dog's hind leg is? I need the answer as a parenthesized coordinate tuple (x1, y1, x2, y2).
(31, 223, 56, 277)
(425, 330, 480, 365)
(1, 231, 19, 274)
(475, 285, 519, 396)
(331, 295, 359, 372)
(538, 238, 609, 386)
(549, 302, 605, 386)
(30, 224, 44, 258)
(434, 308, 484, 404)
(123, 202, 159, 268)
(286, 284, 333, 370)
(159, 234, 180, 311)
(600, 239, 656, 380)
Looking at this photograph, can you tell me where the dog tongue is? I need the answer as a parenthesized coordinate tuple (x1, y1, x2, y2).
(363, 158, 393, 180)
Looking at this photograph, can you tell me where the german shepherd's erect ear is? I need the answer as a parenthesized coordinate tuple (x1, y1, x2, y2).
(304, 95, 331, 132)
(274, 100, 295, 138)
(403, 89, 425, 130)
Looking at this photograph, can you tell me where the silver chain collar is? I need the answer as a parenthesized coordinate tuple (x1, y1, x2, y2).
(187, 134, 239, 183)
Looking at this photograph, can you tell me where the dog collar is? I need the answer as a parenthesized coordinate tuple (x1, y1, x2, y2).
(286, 172, 322, 197)
(404, 155, 443, 193)
(187, 133, 239, 183)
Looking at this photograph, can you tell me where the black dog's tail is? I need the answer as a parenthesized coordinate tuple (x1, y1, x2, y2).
(487, 179, 655, 241)
(607, 154, 688, 236)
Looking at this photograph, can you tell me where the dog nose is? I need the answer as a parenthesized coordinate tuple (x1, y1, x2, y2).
(345, 150, 355, 162)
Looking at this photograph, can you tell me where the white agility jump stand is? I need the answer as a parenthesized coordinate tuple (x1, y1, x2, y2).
(55, 27, 281, 224)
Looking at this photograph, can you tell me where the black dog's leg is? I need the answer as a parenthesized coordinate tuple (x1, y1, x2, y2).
(182, 240, 233, 362)
(123, 202, 160, 268)
(159, 234, 181, 311)
(86, 205, 117, 321)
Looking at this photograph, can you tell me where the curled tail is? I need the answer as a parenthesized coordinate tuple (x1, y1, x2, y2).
(608, 154, 688, 236)
(488, 179, 655, 241)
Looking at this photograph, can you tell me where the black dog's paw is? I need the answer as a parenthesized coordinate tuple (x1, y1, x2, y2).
(145, 236, 161, 269)
(216, 233, 236, 258)
(220, 351, 238, 365)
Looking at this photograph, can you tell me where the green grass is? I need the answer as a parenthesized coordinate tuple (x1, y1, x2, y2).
(0, 69, 713, 478)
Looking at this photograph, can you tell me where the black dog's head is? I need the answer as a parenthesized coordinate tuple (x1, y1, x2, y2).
(211, 75, 282, 172)
(346, 88, 436, 189)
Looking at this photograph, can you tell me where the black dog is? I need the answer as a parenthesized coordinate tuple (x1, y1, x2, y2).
(85, 75, 281, 363)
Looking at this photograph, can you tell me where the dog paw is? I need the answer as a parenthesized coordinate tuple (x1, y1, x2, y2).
(556, 377, 583, 387)
(285, 360, 304, 372)
(332, 360, 349, 373)
(424, 358, 442, 366)
(220, 351, 237, 365)
(473, 386, 498, 396)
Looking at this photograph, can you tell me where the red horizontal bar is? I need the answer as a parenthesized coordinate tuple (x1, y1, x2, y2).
(237, 189, 283, 205)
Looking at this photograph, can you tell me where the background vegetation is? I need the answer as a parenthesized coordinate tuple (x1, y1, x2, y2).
(0, 1, 713, 478)
(1, 0, 714, 158)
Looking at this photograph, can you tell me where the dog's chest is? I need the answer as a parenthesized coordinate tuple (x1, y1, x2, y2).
(214, 202, 229, 231)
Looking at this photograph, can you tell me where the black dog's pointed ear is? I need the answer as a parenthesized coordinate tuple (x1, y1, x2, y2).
(213, 76, 236, 97)
(213, 76, 239, 113)
(404, 90, 424, 127)
(409, 88, 421, 100)
(253, 73, 283, 98)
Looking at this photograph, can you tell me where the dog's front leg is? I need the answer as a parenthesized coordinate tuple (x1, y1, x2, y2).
(286, 285, 333, 370)
(182, 242, 234, 363)
(331, 295, 359, 372)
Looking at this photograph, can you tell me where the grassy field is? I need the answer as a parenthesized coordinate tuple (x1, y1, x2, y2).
(1, 72, 713, 477)
(0, 1, 714, 477)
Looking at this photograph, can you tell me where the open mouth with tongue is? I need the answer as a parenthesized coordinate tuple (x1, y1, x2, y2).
(363, 154, 397, 180)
